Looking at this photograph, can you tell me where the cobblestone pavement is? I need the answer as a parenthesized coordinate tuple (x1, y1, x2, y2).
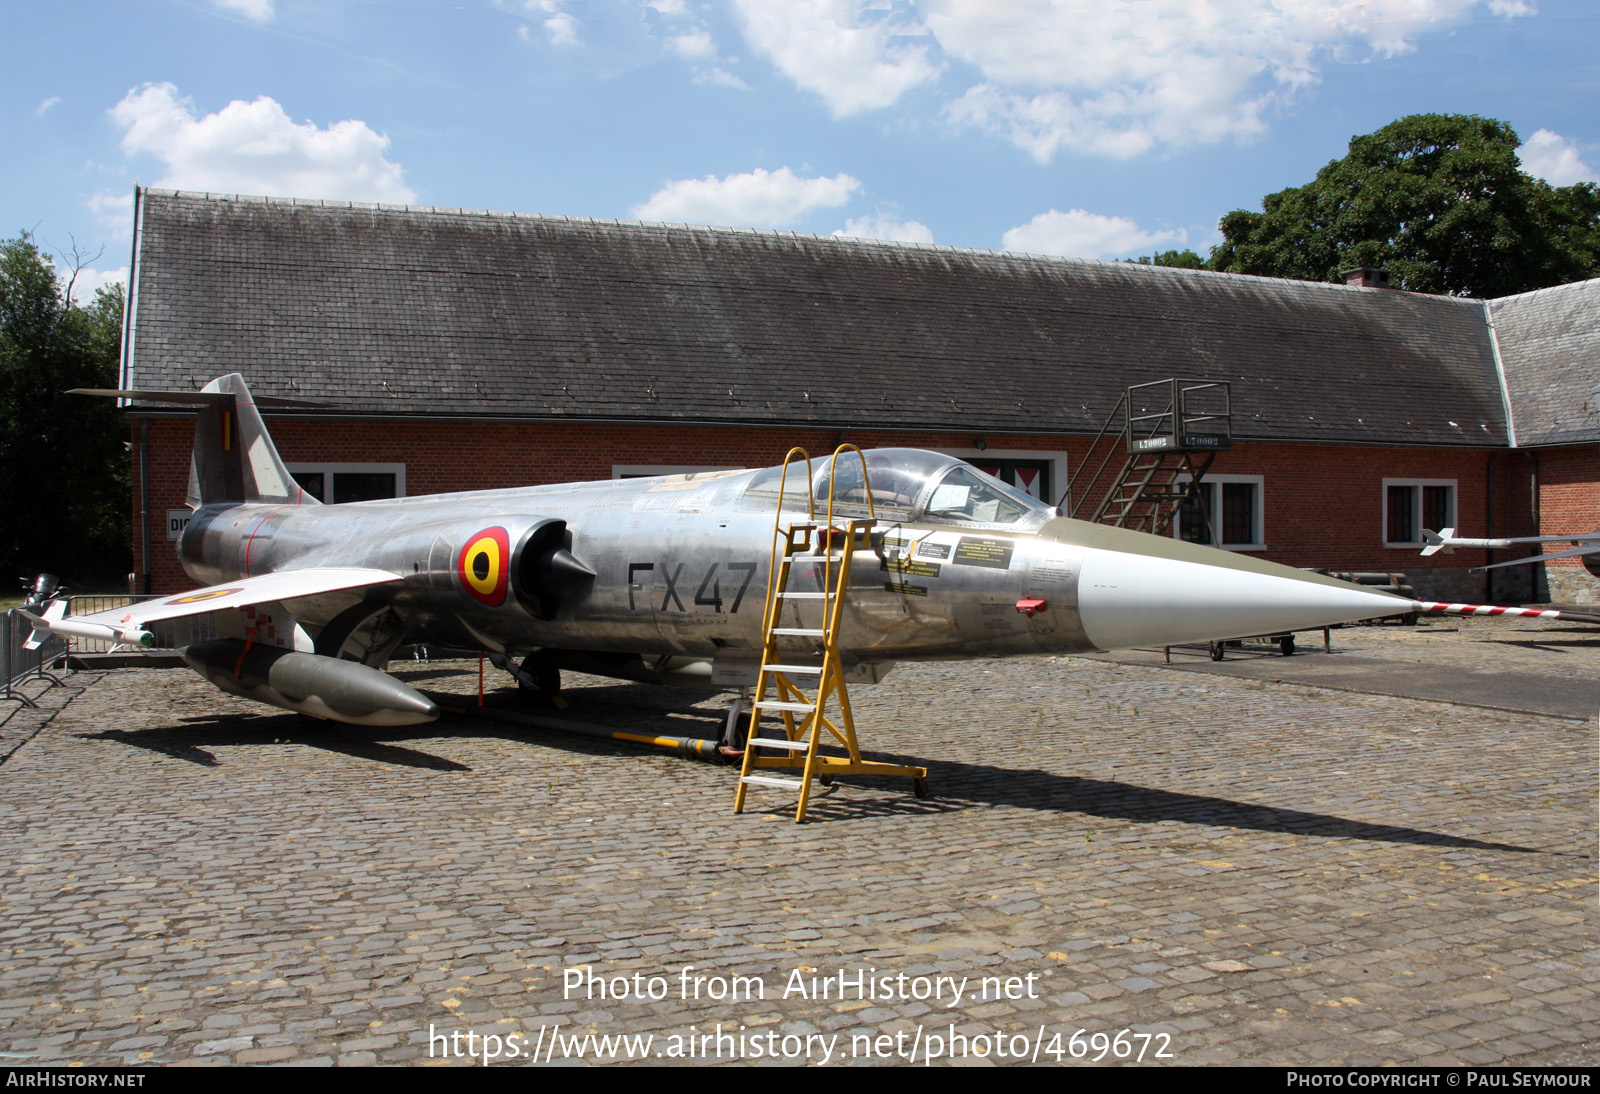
(1290, 616, 1600, 682)
(1091, 618, 1600, 721)
(1107, 616, 1600, 682)
(0, 630, 1593, 1067)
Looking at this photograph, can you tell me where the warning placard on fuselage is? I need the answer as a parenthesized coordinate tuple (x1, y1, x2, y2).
(882, 558, 942, 579)
(952, 537, 1015, 569)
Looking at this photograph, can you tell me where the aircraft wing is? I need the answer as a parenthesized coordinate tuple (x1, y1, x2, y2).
(23, 568, 402, 648)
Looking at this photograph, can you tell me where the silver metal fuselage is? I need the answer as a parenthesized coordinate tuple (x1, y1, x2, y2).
(177, 456, 1090, 667)
(176, 446, 1419, 676)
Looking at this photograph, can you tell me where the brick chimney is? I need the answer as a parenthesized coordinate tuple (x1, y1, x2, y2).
(1342, 267, 1392, 289)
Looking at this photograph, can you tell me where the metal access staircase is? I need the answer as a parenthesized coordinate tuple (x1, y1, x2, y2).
(1059, 379, 1232, 537)
(733, 446, 929, 823)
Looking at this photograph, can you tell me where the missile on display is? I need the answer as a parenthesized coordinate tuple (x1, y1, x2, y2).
(1423, 526, 1600, 576)
(29, 374, 1479, 732)
(20, 599, 154, 649)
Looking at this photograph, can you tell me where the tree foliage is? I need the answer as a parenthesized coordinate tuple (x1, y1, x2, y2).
(0, 233, 129, 586)
(1128, 249, 1206, 270)
(1208, 114, 1600, 297)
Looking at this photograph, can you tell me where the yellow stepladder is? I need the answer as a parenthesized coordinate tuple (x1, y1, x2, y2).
(733, 445, 929, 823)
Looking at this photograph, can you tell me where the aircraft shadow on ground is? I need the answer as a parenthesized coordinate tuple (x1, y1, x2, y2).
(1488, 634, 1600, 651)
(78, 686, 1554, 855)
(914, 758, 1551, 854)
(76, 711, 518, 772)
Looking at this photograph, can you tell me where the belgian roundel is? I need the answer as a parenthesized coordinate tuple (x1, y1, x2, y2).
(166, 588, 244, 605)
(457, 527, 511, 606)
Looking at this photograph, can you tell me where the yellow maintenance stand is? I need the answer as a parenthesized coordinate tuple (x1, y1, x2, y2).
(733, 445, 930, 822)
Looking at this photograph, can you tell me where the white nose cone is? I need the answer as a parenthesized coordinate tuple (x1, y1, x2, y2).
(1036, 518, 1416, 652)
(1076, 546, 1412, 651)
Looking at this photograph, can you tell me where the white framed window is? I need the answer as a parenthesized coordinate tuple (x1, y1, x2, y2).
(288, 462, 406, 503)
(612, 464, 744, 479)
(1384, 479, 1455, 547)
(1172, 475, 1265, 550)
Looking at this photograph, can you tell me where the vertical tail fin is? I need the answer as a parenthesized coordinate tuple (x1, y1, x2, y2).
(72, 373, 318, 508)
(187, 374, 316, 507)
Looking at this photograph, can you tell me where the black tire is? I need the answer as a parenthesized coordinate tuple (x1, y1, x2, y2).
(518, 652, 561, 698)
(913, 778, 931, 799)
(1209, 641, 1225, 662)
(1280, 635, 1295, 656)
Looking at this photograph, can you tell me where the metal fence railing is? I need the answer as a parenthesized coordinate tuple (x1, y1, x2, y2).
(2, 609, 66, 709)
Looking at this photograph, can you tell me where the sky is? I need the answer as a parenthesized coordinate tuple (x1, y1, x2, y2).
(5, 0, 1599, 303)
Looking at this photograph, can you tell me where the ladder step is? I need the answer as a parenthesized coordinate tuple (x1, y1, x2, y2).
(753, 700, 815, 713)
(775, 591, 827, 599)
(762, 663, 823, 675)
(771, 627, 825, 637)
(741, 775, 805, 789)
(747, 737, 808, 750)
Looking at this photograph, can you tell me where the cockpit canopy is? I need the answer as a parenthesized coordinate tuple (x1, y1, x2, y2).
(744, 448, 1055, 528)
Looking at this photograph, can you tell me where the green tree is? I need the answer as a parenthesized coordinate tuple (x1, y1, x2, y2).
(1208, 114, 1600, 297)
(0, 233, 129, 588)
(1128, 249, 1206, 270)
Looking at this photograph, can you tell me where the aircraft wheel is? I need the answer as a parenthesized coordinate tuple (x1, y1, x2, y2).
(1209, 641, 1225, 662)
(518, 652, 561, 699)
(819, 774, 834, 787)
(1279, 635, 1295, 656)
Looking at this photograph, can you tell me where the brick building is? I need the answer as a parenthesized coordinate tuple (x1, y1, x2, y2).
(120, 189, 1599, 601)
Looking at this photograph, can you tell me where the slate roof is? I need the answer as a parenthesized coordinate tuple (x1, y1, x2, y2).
(127, 189, 1524, 447)
(1488, 279, 1600, 447)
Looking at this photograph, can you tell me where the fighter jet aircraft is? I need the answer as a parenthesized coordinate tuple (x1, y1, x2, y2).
(1422, 527, 1600, 574)
(24, 373, 1511, 729)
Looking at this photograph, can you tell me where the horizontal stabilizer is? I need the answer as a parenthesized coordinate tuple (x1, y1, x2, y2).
(70, 387, 325, 408)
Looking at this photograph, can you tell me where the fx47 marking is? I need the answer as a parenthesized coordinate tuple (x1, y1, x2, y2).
(627, 561, 758, 613)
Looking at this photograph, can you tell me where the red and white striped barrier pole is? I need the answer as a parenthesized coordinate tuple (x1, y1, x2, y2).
(1415, 601, 1563, 620)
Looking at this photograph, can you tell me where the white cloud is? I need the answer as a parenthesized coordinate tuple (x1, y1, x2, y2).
(213, 0, 274, 22)
(545, 12, 580, 45)
(644, 0, 688, 14)
(37, 96, 61, 117)
(107, 83, 416, 204)
(925, 0, 1525, 160)
(730, 0, 942, 116)
(88, 190, 134, 236)
(1001, 208, 1185, 260)
(669, 29, 716, 59)
(520, 1, 579, 46)
(725, 1, 1531, 158)
(1518, 129, 1598, 186)
(695, 67, 752, 90)
(632, 166, 860, 227)
(833, 214, 934, 244)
